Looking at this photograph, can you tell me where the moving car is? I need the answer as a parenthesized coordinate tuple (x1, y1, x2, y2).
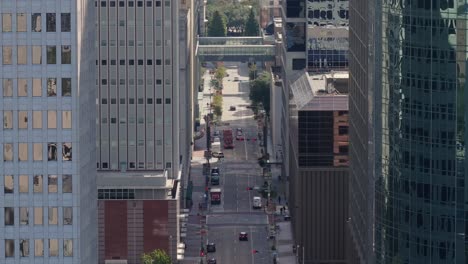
(253, 196, 262, 209)
(207, 243, 216, 252)
(233, 76, 239, 82)
(211, 167, 220, 174)
(236, 131, 243, 140)
(208, 259, 217, 264)
(213, 131, 220, 137)
(239, 232, 248, 241)
(229, 106, 236, 111)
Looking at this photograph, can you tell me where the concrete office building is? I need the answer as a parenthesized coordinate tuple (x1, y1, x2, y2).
(0, 1, 97, 263)
(289, 71, 349, 263)
(95, 0, 192, 262)
(373, 0, 468, 263)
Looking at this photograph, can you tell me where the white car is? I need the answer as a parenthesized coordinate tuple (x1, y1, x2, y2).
(253, 196, 262, 209)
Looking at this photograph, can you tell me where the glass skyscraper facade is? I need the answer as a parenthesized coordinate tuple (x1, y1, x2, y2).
(375, 0, 468, 262)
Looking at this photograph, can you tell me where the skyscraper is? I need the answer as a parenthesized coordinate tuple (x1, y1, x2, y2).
(0, 1, 97, 263)
(374, 0, 468, 262)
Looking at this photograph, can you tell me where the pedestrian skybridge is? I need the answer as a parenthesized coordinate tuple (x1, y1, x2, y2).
(196, 36, 276, 61)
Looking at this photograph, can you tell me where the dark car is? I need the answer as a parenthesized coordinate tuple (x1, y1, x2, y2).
(211, 167, 220, 174)
(208, 258, 217, 264)
(207, 243, 216, 252)
(239, 232, 248, 241)
(229, 106, 236, 111)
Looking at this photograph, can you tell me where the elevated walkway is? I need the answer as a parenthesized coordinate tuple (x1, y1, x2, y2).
(196, 36, 276, 61)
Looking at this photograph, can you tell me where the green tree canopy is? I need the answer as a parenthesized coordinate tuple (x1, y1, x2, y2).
(208, 10, 227, 37)
(141, 249, 171, 264)
(249, 72, 271, 115)
(213, 94, 223, 118)
(244, 9, 259, 36)
(214, 66, 226, 82)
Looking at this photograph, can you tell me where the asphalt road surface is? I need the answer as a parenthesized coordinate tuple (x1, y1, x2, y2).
(205, 62, 273, 264)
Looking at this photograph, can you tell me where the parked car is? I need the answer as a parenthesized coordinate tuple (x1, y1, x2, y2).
(208, 258, 217, 264)
(207, 243, 216, 252)
(229, 106, 236, 111)
(239, 232, 248, 241)
(211, 167, 220, 174)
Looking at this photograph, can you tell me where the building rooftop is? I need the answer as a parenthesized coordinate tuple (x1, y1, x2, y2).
(290, 71, 349, 111)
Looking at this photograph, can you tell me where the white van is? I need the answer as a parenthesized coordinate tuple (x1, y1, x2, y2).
(253, 196, 262, 209)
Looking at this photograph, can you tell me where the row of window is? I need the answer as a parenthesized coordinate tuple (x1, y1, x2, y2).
(97, 58, 170, 66)
(4, 207, 73, 226)
(100, 78, 171, 86)
(4, 174, 72, 194)
(97, 0, 169, 8)
(2, 78, 72, 97)
(3, 110, 72, 129)
(2, 45, 71, 65)
(97, 161, 171, 170)
(100, 97, 170, 105)
(3, 143, 72, 162)
(5, 239, 73, 257)
(1, 13, 70, 33)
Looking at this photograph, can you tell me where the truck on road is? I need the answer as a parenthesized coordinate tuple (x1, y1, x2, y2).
(210, 188, 222, 205)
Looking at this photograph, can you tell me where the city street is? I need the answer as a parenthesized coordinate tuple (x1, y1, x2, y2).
(186, 62, 274, 264)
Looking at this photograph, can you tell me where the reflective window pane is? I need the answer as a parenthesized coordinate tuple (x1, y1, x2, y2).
(48, 175, 57, 192)
(46, 46, 56, 64)
(62, 175, 72, 193)
(18, 143, 28, 161)
(33, 143, 42, 161)
(4, 110, 13, 129)
(3, 79, 13, 96)
(32, 46, 42, 64)
(47, 111, 57, 128)
(63, 207, 72, 225)
(61, 13, 71, 32)
(61, 46, 71, 64)
(63, 143, 72, 161)
(2, 13, 12, 32)
(48, 207, 58, 224)
(34, 239, 43, 256)
(4, 207, 14, 225)
(2, 46, 12, 64)
(4, 175, 13, 193)
(47, 78, 57, 96)
(46, 13, 56, 32)
(63, 239, 73, 257)
(33, 111, 42, 128)
(32, 13, 42, 32)
(47, 143, 57, 161)
(33, 175, 43, 193)
(20, 208, 29, 225)
(49, 239, 58, 256)
(17, 46, 27, 64)
(62, 111, 72, 128)
(20, 239, 29, 257)
(32, 79, 42, 96)
(19, 175, 28, 193)
(17, 13, 27, 32)
(4, 143, 13, 161)
(18, 79, 28, 96)
(5, 239, 14, 257)
(62, 78, 71, 96)
(34, 207, 43, 225)
(18, 111, 28, 129)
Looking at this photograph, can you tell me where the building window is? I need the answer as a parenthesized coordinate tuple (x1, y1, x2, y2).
(20, 239, 29, 257)
(62, 78, 72, 96)
(19, 175, 29, 193)
(46, 13, 56, 32)
(48, 207, 58, 225)
(61, 46, 71, 64)
(4, 207, 14, 225)
(138, 59, 143, 65)
(63, 175, 72, 193)
(18, 143, 28, 161)
(2, 46, 12, 64)
(20, 208, 29, 225)
(62, 111, 72, 129)
(3, 79, 13, 96)
(119, 1, 125, 7)
(33, 79, 42, 96)
(166, 98, 171, 104)
(3, 111, 13, 128)
(18, 111, 28, 128)
(110, 1, 116, 7)
(338, 126, 348, 135)
(32, 46, 42, 64)
(33, 111, 42, 128)
(63, 143, 72, 161)
(147, 59, 152, 65)
(33, 175, 43, 193)
(120, 98, 125, 104)
(47, 143, 57, 161)
(34, 208, 43, 225)
(128, 1, 134, 7)
(33, 143, 43, 161)
(63, 207, 72, 225)
(48, 111, 57, 128)
(47, 46, 56, 64)
(17, 46, 27, 64)
(339, 145, 348, 154)
(147, 98, 153, 104)
(34, 239, 44, 257)
(120, 59, 125, 65)
(17, 13, 27, 32)
(3, 143, 13, 161)
(2, 13, 12, 32)
(129, 59, 134, 65)
(111, 59, 116, 65)
(156, 98, 162, 104)
(48, 175, 58, 192)
(32, 13, 42, 32)
(4, 175, 13, 193)
(63, 239, 73, 257)
(49, 239, 58, 257)
(5, 239, 14, 257)
(18, 79, 28, 96)
(61, 13, 71, 32)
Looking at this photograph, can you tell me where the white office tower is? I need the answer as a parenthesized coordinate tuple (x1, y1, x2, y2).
(0, 1, 97, 263)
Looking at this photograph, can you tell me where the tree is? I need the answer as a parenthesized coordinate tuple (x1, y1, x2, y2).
(208, 10, 227, 37)
(249, 72, 271, 115)
(214, 66, 226, 82)
(244, 9, 259, 36)
(249, 63, 257, 80)
(141, 249, 171, 264)
(213, 94, 223, 118)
